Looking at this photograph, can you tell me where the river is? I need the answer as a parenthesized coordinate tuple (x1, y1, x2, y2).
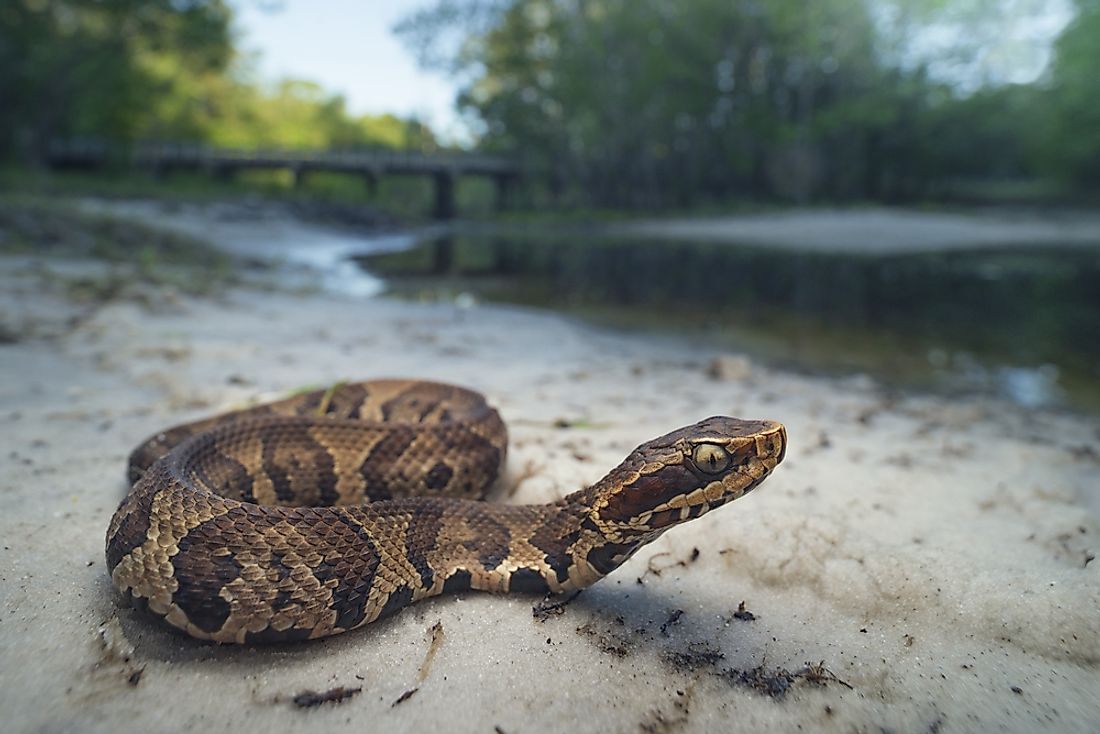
(85, 199, 1100, 411)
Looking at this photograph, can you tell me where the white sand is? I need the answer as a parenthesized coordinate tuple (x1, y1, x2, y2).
(1, 204, 1098, 733)
(615, 208, 1100, 253)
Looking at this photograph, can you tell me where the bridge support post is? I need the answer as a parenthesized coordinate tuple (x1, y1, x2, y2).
(494, 173, 517, 211)
(433, 171, 456, 220)
(363, 171, 379, 197)
(291, 166, 306, 189)
(431, 235, 455, 274)
(209, 163, 234, 183)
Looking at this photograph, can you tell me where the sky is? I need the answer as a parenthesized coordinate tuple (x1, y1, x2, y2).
(896, 0, 1074, 91)
(230, 0, 467, 140)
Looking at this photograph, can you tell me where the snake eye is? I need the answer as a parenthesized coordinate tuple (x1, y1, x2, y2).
(692, 443, 731, 474)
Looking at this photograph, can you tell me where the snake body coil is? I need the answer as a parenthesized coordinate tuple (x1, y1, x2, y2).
(106, 380, 786, 643)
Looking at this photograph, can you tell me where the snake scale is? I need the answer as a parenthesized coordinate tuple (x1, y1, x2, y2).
(106, 380, 787, 644)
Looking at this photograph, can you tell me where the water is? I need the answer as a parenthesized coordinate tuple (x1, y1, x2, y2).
(79, 199, 422, 299)
(182, 214, 421, 298)
(354, 232, 1100, 411)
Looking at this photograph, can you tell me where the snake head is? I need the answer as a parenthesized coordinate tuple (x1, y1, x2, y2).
(587, 416, 786, 540)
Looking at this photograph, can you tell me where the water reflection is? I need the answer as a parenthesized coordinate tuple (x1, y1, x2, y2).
(356, 233, 1100, 410)
(277, 231, 414, 298)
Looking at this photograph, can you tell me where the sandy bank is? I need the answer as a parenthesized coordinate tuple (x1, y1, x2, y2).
(615, 207, 1100, 253)
(0, 205, 1098, 733)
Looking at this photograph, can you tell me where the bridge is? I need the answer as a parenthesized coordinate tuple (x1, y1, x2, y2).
(45, 140, 521, 220)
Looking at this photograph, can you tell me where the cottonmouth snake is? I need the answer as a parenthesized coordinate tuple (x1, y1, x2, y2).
(106, 380, 787, 643)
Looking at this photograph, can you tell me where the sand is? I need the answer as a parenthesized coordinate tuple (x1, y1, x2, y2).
(614, 207, 1100, 253)
(1, 203, 1098, 733)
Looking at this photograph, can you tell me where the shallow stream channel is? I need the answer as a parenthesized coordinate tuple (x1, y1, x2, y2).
(353, 228, 1100, 412)
(86, 201, 1100, 412)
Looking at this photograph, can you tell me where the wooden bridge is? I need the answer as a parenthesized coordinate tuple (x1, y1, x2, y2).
(45, 140, 521, 220)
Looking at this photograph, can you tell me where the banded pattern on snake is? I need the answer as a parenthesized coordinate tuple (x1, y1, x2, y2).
(106, 380, 786, 643)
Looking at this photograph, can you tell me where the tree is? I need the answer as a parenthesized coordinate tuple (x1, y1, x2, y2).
(401, 0, 923, 205)
(399, 0, 1096, 205)
(0, 0, 233, 161)
(1040, 0, 1100, 186)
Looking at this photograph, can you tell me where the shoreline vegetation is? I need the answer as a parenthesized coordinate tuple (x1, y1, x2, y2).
(6, 2, 1100, 211)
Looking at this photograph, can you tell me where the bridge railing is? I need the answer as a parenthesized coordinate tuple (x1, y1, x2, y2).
(47, 139, 519, 176)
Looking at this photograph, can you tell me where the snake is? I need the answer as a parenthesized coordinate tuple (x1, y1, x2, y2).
(106, 380, 787, 644)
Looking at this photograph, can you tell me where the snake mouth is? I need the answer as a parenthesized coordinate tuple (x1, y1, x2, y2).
(639, 471, 763, 530)
(641, 498, 715, 530)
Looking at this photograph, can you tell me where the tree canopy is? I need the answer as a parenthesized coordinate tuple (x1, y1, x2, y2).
(1040, 0, 1100, 186)
(0, 0, 435, 163)
(397, 0, 1097, 205)
(2, 0, 1094, 205)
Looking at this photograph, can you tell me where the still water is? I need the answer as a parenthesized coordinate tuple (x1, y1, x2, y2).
(355, 232, 1100, 411)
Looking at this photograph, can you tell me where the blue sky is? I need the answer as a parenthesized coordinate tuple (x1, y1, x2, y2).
(231, 1, 465, 139)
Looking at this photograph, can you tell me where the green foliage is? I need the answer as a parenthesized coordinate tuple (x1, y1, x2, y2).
(156, 76, 439, 151)
(2, 0, 1094, 207)
(401, 0, 919, 204)
(1038, 0, 1100, 185)
(400, 0, 1099, 205)
(0, 0, 233, 159)
(0, 0, 438, 165)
